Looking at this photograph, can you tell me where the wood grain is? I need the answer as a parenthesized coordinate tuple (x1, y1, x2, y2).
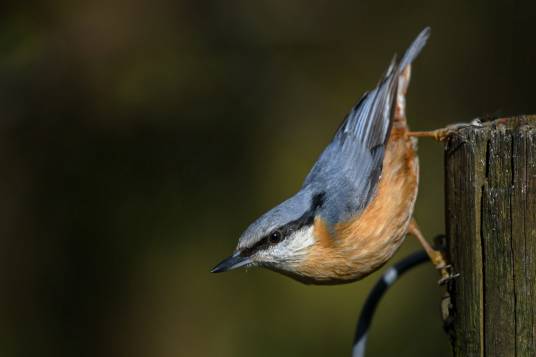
(445, 116, 536, 356)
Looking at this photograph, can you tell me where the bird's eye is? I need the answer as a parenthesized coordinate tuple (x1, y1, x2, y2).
(269, 231, 282, 244)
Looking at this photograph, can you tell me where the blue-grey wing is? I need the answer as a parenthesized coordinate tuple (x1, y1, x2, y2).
(302, 28, 430, 225)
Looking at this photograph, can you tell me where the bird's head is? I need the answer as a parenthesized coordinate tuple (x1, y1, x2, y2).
(211, 190, 326, 277)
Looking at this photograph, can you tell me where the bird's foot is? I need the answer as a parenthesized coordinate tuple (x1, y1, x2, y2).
(430, 235, 460, 285)
(407, 119, 482, 142)
(437, 265, 460, 286)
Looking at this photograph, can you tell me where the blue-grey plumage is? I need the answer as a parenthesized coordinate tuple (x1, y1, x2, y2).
(303, 27, 429, 225)
(211, 28, 430, 282)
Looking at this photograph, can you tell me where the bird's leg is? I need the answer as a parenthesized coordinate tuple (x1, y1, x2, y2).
(406, 129, 450, 142)
(407, 119, 483, 142)
(407, 219, 459, 285)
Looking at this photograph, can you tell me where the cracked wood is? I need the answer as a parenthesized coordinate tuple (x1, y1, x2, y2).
(444, 116, 536, 357)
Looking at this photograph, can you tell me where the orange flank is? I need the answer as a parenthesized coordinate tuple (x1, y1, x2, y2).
(313, 216, 333, 248)
(300, 125, 419, 283)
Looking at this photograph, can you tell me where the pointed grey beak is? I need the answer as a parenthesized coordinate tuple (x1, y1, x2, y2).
(211, 252, 251, 273)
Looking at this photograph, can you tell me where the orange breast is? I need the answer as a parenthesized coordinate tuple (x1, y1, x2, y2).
(298, 126, 419, 283)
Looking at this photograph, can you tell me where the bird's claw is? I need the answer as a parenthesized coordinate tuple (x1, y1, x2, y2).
(428, 246, 460, 285)
(435, 263, 451, 270)
(440, 119, 483, 139)
(438, 265, 460, 286)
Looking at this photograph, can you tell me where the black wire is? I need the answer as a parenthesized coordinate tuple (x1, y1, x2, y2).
(352, 250, 430, 357)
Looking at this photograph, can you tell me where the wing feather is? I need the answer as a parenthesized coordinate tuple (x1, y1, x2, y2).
(302, 28, 430, 225)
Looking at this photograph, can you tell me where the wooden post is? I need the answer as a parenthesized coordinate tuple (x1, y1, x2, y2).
(444, 116, 536, 356)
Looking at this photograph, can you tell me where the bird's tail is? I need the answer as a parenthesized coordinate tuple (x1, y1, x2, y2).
(398, 27, 430, 72)
(332, 27, 430, 151)
(393, 27, 431, 127)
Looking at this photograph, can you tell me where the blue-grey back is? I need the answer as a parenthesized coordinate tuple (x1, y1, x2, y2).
(302, 28, 430, 227)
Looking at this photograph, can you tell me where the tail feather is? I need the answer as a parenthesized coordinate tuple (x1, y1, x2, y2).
(395, 28, 430, 126)
(399, 27, 430, 72)
(335, 27, 430, 150)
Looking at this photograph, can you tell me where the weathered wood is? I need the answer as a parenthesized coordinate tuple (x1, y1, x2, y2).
(444, 116, 536, 356)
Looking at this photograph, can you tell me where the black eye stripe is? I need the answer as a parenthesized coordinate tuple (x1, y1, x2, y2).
(311, 192, 325, 210)
(240, 192, 325, 257)
(240, 237, 271, 257)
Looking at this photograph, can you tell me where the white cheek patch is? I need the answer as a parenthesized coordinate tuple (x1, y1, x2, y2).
(272, 225, 315, 261)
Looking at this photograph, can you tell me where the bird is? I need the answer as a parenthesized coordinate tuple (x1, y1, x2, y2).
(212, 27, 455, 285)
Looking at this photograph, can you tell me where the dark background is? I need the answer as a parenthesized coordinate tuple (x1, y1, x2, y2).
(1, 1, 535, 356)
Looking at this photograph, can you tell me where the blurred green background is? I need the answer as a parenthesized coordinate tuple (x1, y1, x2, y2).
(1, 1, 535, 356)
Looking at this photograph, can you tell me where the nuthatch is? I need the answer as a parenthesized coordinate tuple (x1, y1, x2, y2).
(212, 27, 455, 285)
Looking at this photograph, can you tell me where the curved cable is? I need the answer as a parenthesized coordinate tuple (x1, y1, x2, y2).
(352, 250, 430, 357)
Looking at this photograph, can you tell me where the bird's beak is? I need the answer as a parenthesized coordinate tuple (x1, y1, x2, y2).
(211, 252, 252, 273)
